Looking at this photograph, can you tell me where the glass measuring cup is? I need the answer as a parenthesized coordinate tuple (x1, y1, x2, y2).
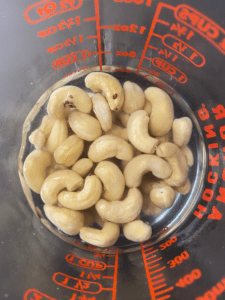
(1, 0, 225, 299)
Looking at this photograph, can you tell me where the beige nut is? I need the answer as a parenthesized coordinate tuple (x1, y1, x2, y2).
(150, 181, 176, 209)
(79, 221, 120, 248)
(68, 110, 102, 141)
(180, 146, 194, 167)
(143, 100, 152, 115)
(94, 161, 125, 201)
(72, 158, 93, 177)
(58, 175, 102, 210)
(40, 170, 84, 205)
(156, 142, 188, 186)
(142, 194, 162, 216)
(85, 72, 124, 111)
(45, 119, 68, 154)
(44, 204, 84, 235)
(124, 154, 172, 188)
(54, 134, 84, 167)
(122, 81, 145, 114)
(47, 86, 92, 119)
(106, 124, 128, 141)
(92, 93, 112, 132)
(45, 162, 67, 177)
(139, 173, 157, 195)
(174, 178, 191, 195)
(157, 131, 172, 145)
(88, 135, 133, 162)
(173, 117, 193, 147)
(145, 87, 174, 136)
(95, 188, 143, 224)
(117, 111, 130, 127)
(23, 149, 53, 193)
(127, 110, 159, 153)
(123, 220, 152, 242)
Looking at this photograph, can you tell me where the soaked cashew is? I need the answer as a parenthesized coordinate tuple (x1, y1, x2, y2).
(72, 158, 93, 177)
(156, 142, 188, 186)
(123, 81, 145, 114)
(85, 72, 124, 111)
(145, 87, 174, 136)
(123, 220, 152, 242)
(58, 175, 102, 210)
(54, 134, 84, 167)
(173, 117, 193, 147)
(69, 110, 102, 141)
(95, 188, 143, 224)
(92, 93, 112, 132)
(124, 154, 172, 188)
(44, 205, 84, 235)
(23, 149, 53, 193)
(127, 110, 159, 153)
(106, 124, 128, 141)
(150, 181, 176, 209)
(45, 119, 68, 154)
(174, 178, 191, 195)
(94, 161, 125, 201)
(40, 170, 84, 205)
(180, 146, 194, 167)
(47, 86, 92, 119)
(79, 221, 120, 248)
(88, 135, 133, 162)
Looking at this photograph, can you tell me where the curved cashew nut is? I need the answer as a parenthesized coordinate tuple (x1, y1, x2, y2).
(44, 205, 84, 235)
(54, 134, 84, 167)
(85, 72, 124, 111)
(95, 188, 143, 224)
(123, 220, 152, 242)
(23, 149, 53, 193)
(40, 170, 84, 205)
(58, 175, 102, 210)
(92, 93, 112, 132)
(145, 87, 174, 136)
(94, 161, 125, 201)
(88, 135, 133, 162)
(143, 100, 152, 115)
(172, 117, 193, 147)
(124, 154, 172, 188)
(69, 110, 102, 141)
(156, 142, 188, 186)
(127, 110, 159, 153)
(174, 178, 191, 195)
(72, 158, 93, 177)
(180, 146, 194, 167)
(142, 194, 162, 216)
(106, 124, 128, 141)
(45, 119, 68, 154)
(47, 86, 92, 119)
(79, 221, 120, 248)
(150, 181, 176, 209)
(122, 81, 145, 114)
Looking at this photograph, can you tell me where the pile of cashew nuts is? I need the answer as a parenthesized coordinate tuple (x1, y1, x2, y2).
(23, 72, 193, 248)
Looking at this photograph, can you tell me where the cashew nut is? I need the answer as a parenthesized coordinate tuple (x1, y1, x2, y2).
(45, 119, 68, 154)
(106, 124, 128, 141)
(72, 158, 93, 177)
(58, 175, 102, 210)
(117, 111, 130, 127)
(85, 72, 124, 111)
(40, 170, 84, 205)
(54, 134, 84, 167)
(88, 135, 133, 162)
(23, 149, 53, 193)
(139, 173, 157, 195)
(92, 93, 112, 132)
(95, 188, 143, 224)
(150, 181, 176, 209)
(122, 81, 145, 114)
(124, 154, 172, 188)
(44, 204, 84, 235)
(47, 86, 92, 119)
(180, 146, 194, 167)
(79, 221, 120, 248)
(156, 142, 188, 186)
(145, 87, 174, 136)
(123, 220, 152, 242)
(174, 178, 191, 195)
(68, 110, 102, 141)
(142, 194, 162, 215)
(172, 117, 192, 147)
(45, 162, 67, 177)
(94, 161, 125, 201)
(157, 131, 172, 145)
(127, 110, 159, 153)
(143, 100, 152, 115)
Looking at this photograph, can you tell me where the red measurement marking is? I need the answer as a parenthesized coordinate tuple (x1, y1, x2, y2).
(175, 4, 225, 55)
(148, 45, 159, 50)
(159, 236, 177, 250)
(24, 289, 57, 300)
(167, 251, 190, 269)
(52, 50, 90, 69)
(162, 34, 205, 67)
(100, 25, 113, 29)
(195, 277, 225, 300)
(157, 20, 170, 26)
(175, 269, 202, 288)
(24, 0, 83, 24)
(47, 35, 83, 53)
(208, 206, 222, 220)
(66, 254, 107, 270)
(84, 17, 96, 22)
(148, 257, 162, 265)
(114, 0, 152, 6)
(113, 24, 146, 34)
